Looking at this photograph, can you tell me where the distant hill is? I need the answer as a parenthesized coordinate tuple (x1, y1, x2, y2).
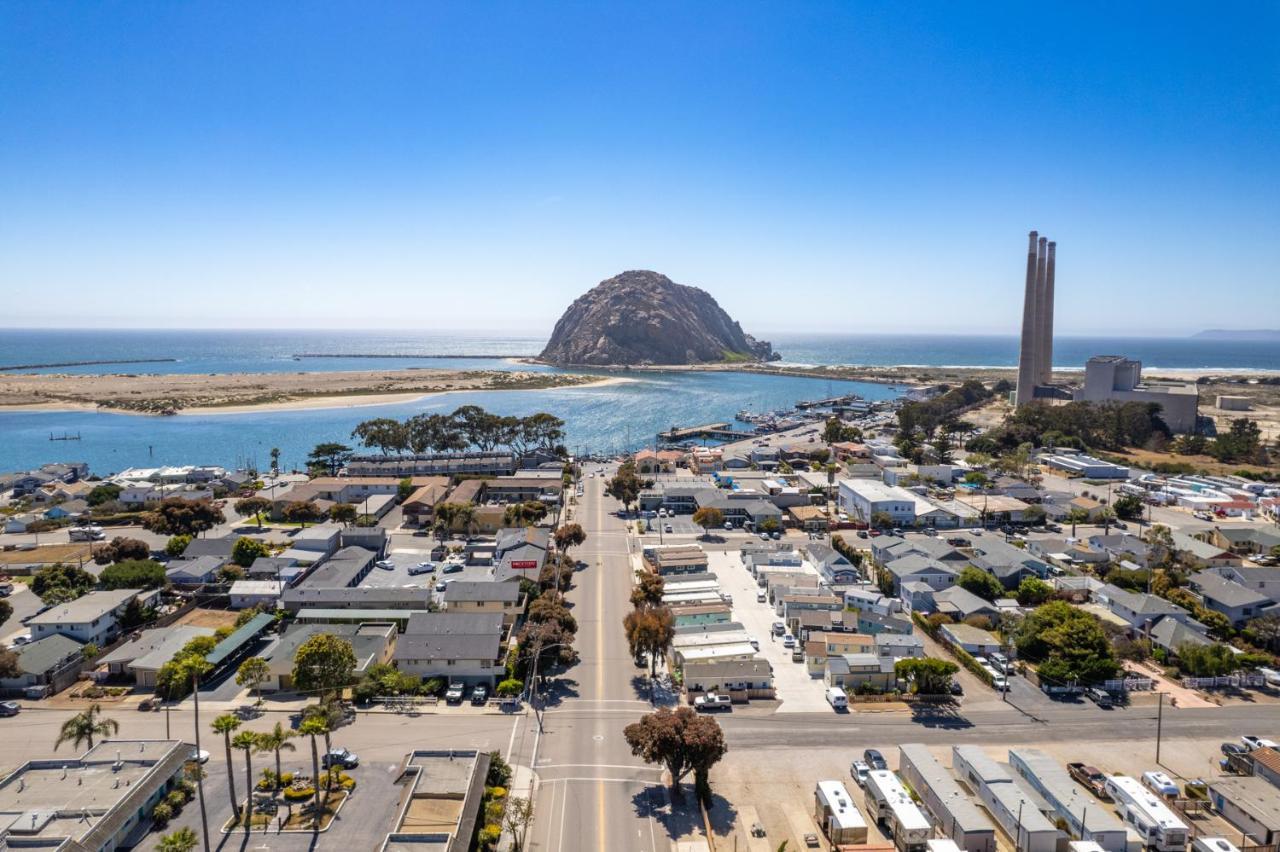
(539, 270, 779, 366)
(1192, 329, 1280, 341)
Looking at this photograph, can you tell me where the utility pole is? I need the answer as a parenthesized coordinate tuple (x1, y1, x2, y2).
(1155, 691, 1165, 764)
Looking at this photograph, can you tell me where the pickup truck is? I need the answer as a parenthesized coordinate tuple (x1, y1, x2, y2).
(1068, 762, 1111, 800)
(694, 692, 732, 711)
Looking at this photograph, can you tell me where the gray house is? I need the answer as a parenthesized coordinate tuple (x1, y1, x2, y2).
(1190, 572, 1274, 626)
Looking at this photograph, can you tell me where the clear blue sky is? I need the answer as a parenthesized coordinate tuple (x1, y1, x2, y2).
(2, 2, 1277, 335)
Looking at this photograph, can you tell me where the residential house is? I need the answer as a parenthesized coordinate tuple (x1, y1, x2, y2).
(932, 587, 1001, 623)
(1201, 566, 1280, 601)
(882, 554, 958, 595)
(179, 536, 240, 560)
(805, 542, 861, 584)
(1170, 531, 1243, 569)
(670, 602, 733, 627)
(0, 634, 84, 696)
(164, 555, 227, 586)
(939, 623, 1003, 656)
(825, 654, 898, 691)
(682, 659, 774, 696)
(280, 586, 432, 613)
(633, 448, 684, 474)
(96, 626, 216, 687)
(261, 622, 396, 691)
(229, 580, 284, 610)
(400, 479, 454, 527)
(644, 544, 709, 576)
(27, 589, 157, 646)
(1190, 572, 1274, 626)
(1206, 526, 1280, 558)
(393, 612, 506, 686)
(1148, 617, 1214, 658)
(441, 581, 524, 626)
(1094, 584, 1192, 632)
(279, 523, 343, 564)
(968, 539, 1052, 590)
(856, 610, 913, 635)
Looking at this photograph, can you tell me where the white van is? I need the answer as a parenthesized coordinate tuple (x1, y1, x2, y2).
(826, 687, 848, 710)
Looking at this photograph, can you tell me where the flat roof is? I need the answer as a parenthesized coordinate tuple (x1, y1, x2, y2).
(898, 744, 996, 836)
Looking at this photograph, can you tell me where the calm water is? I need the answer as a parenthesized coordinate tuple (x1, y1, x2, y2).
(3, 328, 1278, 474)
(0, 370, 896, 473)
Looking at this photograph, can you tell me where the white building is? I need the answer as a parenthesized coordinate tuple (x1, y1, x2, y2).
(27, 589, 157, 646)
(838, 480, 918, 525)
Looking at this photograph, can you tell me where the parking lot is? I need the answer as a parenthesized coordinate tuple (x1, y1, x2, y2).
(706, 549, 834, 713)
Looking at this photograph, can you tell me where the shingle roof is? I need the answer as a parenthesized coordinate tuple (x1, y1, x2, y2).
(28, 589, 139, 626)
(13, 634, 83, 676)
(1149, 617, 1212, 652)
(1193, 572, 1272, 608)
(443, 581, 520, 604)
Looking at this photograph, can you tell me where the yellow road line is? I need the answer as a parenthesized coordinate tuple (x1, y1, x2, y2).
(596, 477, 608, 851)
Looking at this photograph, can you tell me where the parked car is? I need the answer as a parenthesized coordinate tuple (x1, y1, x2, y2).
(0, 582, 13, 597)
(470, 684, 490, 705)
(782, 634, 796, 649)
(856, 530, 868, 539)
(1068, 763, 1111, 800)
(1085, 687, 1113, 708)
(772, 622, 786, 636)
(863, 749, 887, 770)
(444, 682, 466, 704)
(748, 637, 760, 651)
(1241, 736, 1279, 751)
(723, 522, 733, 530)
(190, 748, 211, 764)
(791, 647, 804, 663)
(10, 634, 31, 647)
(0, 702, 20, 717)
(321, 748, 359, 769)
(756, 591, 767, 603)
(664, 525, 673, 534)
(1221, 742, 1247, 756)
(850, 760, 871, 787)
(949, 681, 964, 696)
(408, 561, 434, 575)
(826, 688, 848, 710)
(694, 692, 732, 712)
(771, 531, 781, 540)
(721, 593, 733, 606)
(441, 562, 464, 574)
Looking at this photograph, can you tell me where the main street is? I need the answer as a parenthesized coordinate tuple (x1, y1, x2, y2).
(527, 466, 676, 852)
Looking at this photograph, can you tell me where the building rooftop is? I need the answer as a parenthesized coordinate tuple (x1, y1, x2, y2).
(27, 589, 139, 627)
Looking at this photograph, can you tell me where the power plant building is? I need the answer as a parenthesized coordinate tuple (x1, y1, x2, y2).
(1073, 356, 1200, 433)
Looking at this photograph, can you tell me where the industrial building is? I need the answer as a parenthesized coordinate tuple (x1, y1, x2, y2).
(1009, 749, 1129, 852)
(951, 746, 1060, 852)
(898, 744, 997, 852)
(1073, 356, 1200, 434)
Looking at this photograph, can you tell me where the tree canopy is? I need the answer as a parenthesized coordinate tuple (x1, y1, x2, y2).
(291, 633, 357, 702)
(1014, 600, 1119, 685)
(141, 498, 225, 537)
(98, 559, 167, 590)
(957, 566, 1005, 602)
(623, 706, 727, 803)
(231, 536, 271, 567)
(93, 536, 151, 566)
(32, 563, 96, 605)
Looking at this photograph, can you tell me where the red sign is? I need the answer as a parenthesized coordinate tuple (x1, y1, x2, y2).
(511, 560, 538, 570)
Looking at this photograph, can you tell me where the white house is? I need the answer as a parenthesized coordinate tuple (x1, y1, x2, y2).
(27, 589, 158, 646)
(837, 480, 918, 525)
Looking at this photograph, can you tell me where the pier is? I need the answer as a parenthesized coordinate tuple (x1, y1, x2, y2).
(0, 358, 178, 372)
(794, 393, 863, 410)
(657, 422, 755, 444)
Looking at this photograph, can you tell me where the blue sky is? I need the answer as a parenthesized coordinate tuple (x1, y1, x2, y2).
(1, 2, 1277, 335)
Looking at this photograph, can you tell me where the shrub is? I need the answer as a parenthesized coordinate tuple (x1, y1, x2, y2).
(496, 678, 523, 697)
(151, 801, 174, 825)
(165, 790, 186, 810)
(283, 786, 316, 802)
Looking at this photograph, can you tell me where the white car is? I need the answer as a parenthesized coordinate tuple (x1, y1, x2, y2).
(748, 637, 760, 650)
(11, 634, 31, 647)
(850, 760, 871, 787)
(190, 748, 211, 764)
(409, 561, 435, 576)
(375, 559, 395, 570)
(782, 634, 796, 649)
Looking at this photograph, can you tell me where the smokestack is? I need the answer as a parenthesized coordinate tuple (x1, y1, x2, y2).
(1033, 236, 1048, 387)
(1015, 231, 1040, 407)
(1039, 240, 1056, 384)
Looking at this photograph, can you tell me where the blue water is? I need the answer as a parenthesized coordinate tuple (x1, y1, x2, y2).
(3, 328, 1278, 474)
(0, 370, 896, 474)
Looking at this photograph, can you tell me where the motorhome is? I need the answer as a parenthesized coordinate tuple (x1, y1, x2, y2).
(1105, 775, 1189, 852)
(864, 769, 931, 852)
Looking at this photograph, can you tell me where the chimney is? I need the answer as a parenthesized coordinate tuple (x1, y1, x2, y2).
(1015, 231, 1040, 407)
(1033, 236, 1049, 387)
(1039, 241, 1056, 384)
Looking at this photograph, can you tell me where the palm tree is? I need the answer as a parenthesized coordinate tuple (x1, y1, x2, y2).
(54, 704, 119, 752)
(298, 717, 328, 829)
(231, 730, 260, 833)
(1065, 507, 1090, 537)
(211, 714, 242, 822)
(158, 827, 199, 852)
(258, 722, 297, 789)
(455, 504, 477, 539)
(173, 655, 213, 852)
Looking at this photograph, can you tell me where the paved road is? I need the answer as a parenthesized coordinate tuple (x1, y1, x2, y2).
(529, 466, 675, 852)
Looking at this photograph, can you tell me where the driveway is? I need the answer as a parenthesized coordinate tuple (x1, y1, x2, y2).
(705, 550, 832, 713)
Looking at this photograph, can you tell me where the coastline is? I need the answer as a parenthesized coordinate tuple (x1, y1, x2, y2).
(0, 374, 634, 418)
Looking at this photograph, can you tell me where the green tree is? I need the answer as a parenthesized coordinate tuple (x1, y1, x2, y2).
(212, 714, 242, 821)
(54, 704, 118, 752)
(1016, 577, 1054, 606)
(229, 536, 269, 568)
(93, 536, 151, 565)
(269, 446, 281, 475)
(1015, 600, 1119, 684)
(1176, 642, 1237, 677)
(86, 483, 122, 506)
(692, 506, 725, 537)
(32, 563, 96, 605)
(157, 827, 199, 852)
(1112, 494, 1144, 521)
(292, 633, 357, 702)
(553, 522, 587, 554)
(230, 730, 260, 832)
(0, 599, 10, 632)
(958, 566, 1005, 602)
(623, 606, 676, 676)
(257, 722, 297, 790)
(307, 442, 353, 476)
(299, 716, 327, 820)
(1065, 508, 1090, 537)
(630, 571, 665, 609)
(281, 500, 324, 527)
(606, 462, 649, 515)
(142, 498, 225, 537)
(329, 503, 358, 526)
(0, 647, 18, 680)
(894, 657, 960, 694)
(97, 558, 165, 590)
(351, 418, 409, 455)
(623, 706, 727, 803)
(165, 534, 192, 557)
(233, 496, 272, 529)
(503, 796, 535, 851)
(1021, 504, 1047, 526)
(235, 656, 270, 705)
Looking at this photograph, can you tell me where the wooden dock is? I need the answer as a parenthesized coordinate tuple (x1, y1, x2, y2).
(657, 422, 754, 444)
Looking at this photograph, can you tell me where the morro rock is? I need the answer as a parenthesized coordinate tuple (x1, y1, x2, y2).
(539, 270, 778, 366)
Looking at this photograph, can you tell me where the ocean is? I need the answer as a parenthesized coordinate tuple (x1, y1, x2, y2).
(2, 328, 1277, 474)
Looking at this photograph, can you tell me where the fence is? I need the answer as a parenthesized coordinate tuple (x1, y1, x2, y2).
(1103, 677, 1155, 692)
(1180, 673, 1267, 690)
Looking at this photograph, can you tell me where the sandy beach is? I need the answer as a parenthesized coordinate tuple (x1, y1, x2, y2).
(0, 369, 628, 416)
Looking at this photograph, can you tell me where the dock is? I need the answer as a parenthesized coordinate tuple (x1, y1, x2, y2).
(794, 393, 863, 410)
(657, 422, 755, 444)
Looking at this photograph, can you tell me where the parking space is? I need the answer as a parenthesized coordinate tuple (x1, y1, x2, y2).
(705, 549, 833, 713)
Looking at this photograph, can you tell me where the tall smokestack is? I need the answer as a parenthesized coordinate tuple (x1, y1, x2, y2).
(1032, 236, 1048, 387)
(1015, 231, 1040, 407)
(1039, 240, 1056, 385)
